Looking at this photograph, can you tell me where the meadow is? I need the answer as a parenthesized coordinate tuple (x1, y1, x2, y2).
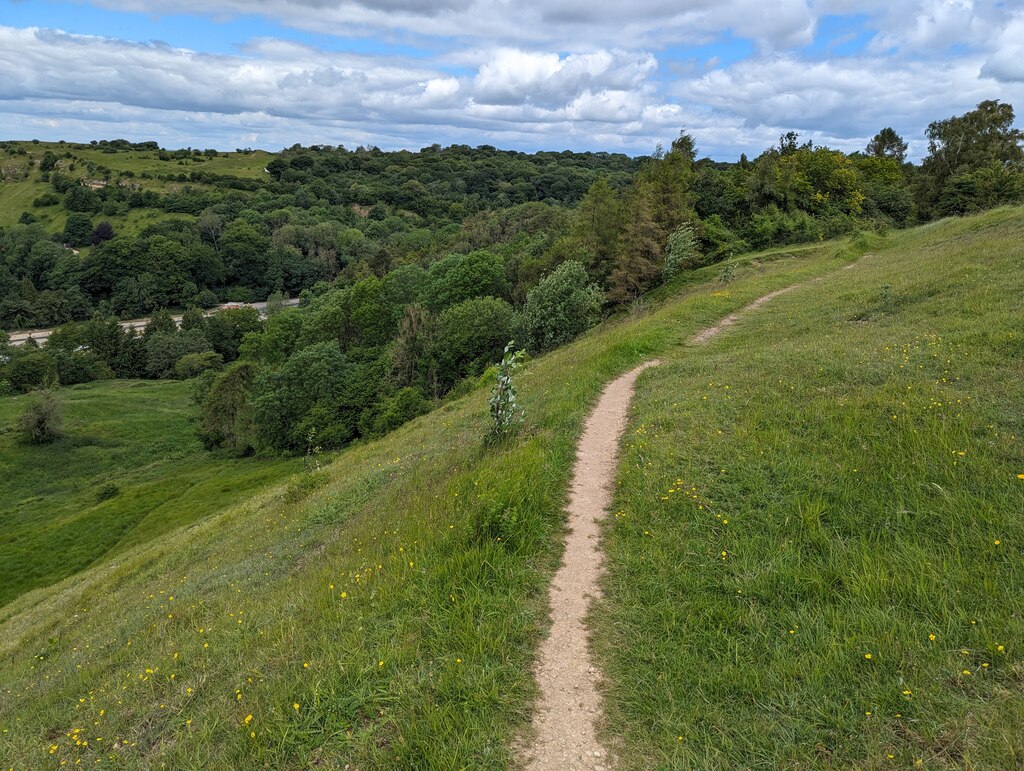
(0, 379, 297, 607)
(0, 141, 269, 230)
(0, 209, 1020, 768)
(596, 208, 1024, 768)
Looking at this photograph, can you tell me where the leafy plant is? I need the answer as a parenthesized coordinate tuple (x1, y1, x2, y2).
(95, 482, 120, 502)
(665, 223, 701, 278)
(18, 390, 63, 444)
(487, 341, 525, 442)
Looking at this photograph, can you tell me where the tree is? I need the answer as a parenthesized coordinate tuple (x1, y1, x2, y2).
(90, 221, 116, 245)
(145, 329, 212, 378)
(433, 296, 517, 390)
(521, 260, 602, 353)
(64, 185, 101, 213)
(62, 213, 94, 247)
(143, 309, 178, 338)
(422, 250, 507, 312)
(199, 361, 258, 453)
(203, 307, 261, 362)
(566, 177, 622, 282)
(866, 127, 908, 162)
(920, 100, 1024, 216)
(38, 151, 59, 172)
(665, 223, 702, 277)
(19, 391, 63, 444)
(924, 100, 1023, 179)
(252, 341, 357, 450)
(607, 180, 664, 303)
(391, 304, 437, 395)
(174, 350, 224, 379)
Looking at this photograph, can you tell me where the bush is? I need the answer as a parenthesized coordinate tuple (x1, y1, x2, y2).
(146, 330, 212, 378)
(665, 223, 701, 278)
(19, 391, 64, 444)
(55, 350, 114, 386)
(6, 349, 56, 393)
(365, 386, 430, 437)
(95, 482, 120, 502)
(174, 351, 224, 379)
(433, 296, 518, 390)
(62, 213, 94, 247)
(521, 260, 602, 353)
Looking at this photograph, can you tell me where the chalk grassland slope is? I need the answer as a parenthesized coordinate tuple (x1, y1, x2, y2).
(0, 141, 270, 229)
(0, 380, 296, 607)
(0, 236, 852, 767)
(597, 208, 1024, 768)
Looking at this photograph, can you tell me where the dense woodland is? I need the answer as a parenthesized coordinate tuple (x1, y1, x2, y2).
(2, 100, 1022, 453)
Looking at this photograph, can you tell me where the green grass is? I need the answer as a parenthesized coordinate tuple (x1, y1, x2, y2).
(0, 141, 271, 228)
(0, 233, 851, 768)
(0, 380, 297, 607)
(595, 207, 1024, 768)
(0, 210, 1021, 768)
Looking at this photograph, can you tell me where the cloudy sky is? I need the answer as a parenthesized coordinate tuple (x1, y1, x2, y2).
(1, 0, 1022, 159)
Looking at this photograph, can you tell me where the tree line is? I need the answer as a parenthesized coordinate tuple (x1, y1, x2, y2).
(1, 100, 1022, 452)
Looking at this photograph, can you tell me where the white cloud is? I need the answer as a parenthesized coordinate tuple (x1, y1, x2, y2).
(980, 13, 1024, 83)
(2, 0, 1024, 160)
(676, 52, 1024, 155)
(89, 0, 819, 49)
(0, 26, 684, 153)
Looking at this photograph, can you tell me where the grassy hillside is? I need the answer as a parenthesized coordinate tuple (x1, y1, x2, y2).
(0, 209, 1021, 768)
(0, 380, 297, 607)
(597, 208, 1024, 768)
(0, 140, 269, 230)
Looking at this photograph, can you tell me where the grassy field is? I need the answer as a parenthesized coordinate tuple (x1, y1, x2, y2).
(0, 141, 270, 229)
(0, 380, 297, 608)
(0, 233, 852, 767)
(596, 208, 1024, 768)
(0, 209, 1020, 768)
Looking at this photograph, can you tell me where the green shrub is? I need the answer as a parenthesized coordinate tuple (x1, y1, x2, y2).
(367, 386, 430, 437)
(95, 482, 120, 502)
(521, 260, 602, 353)
(18, 391, 64, 444)
(174, 351, 224, 379)
(665, 223, 702, 278)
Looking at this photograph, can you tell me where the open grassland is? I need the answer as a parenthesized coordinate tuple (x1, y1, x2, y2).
(596, 208, 1024, 768)
(0, 234, 854, 768)
(0, 141, 270, 229)
(0, 380, 297, 608)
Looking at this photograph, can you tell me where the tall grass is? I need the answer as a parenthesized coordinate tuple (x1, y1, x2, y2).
(595, 208, 1024, 768)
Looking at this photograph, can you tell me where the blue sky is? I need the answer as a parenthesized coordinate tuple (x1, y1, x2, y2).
(1, 0, 1022, 159)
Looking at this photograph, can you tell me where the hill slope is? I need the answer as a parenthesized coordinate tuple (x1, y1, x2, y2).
(596, 208, 1024, 768)
(1, 210, 1022, 767)
(0, 380, 297, 607)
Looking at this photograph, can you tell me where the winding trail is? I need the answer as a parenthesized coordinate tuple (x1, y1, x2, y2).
(524, 360, 660, 771)
(524, 284, 800, 770)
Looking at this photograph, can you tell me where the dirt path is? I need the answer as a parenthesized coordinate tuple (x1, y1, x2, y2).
(524, 284, 802, 770)
(690, 285, 796, 344)
(524, 360, 659, 771)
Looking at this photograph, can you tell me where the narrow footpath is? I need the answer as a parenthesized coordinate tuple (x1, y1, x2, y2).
(523, 284, 799, 770)
(524, 359, 659, 771)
